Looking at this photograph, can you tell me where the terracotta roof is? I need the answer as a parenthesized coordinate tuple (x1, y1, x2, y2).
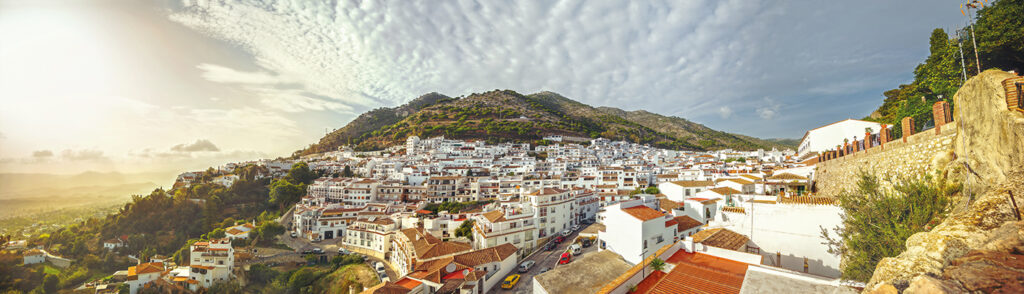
(768, 172, 808, 180)
(481, 210, 506, 222)
(721, 178, 754, 185)
(709, 187, 742, 195)
(668, 180, 714, 187)
(658, 198, 681, 211)
(778, 196, 838, 206)
(528, 187, 567, 196)
(394, 278, 422, 290)
(691, 228, 750, 250)
(673, 216, 703, 231)
(639, 250, 748, 294)
(451, 243, 517, 266)
(622, 206, 665, 221)
(722, 206, 746, 214)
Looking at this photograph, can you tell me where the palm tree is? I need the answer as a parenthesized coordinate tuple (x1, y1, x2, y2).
(650, 258, 666, 272)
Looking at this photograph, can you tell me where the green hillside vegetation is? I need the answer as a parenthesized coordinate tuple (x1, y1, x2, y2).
(0, 163, 318, 293)
(298, 90, 793, 156)
(868, 0, 1023, 137)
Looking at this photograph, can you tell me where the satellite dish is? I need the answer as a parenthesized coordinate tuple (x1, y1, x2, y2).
(445, 263, 457, 273)
(462, 269, 470, 276)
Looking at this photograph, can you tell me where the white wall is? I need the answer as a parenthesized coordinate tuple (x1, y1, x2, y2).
(713, 202, 843, 278)
(798, 119, 882, 158)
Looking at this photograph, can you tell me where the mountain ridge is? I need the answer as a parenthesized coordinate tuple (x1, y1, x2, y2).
(297, 90, 795, 156)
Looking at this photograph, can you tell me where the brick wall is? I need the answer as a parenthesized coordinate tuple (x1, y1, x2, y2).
(1003, 76, 1023, 112)
(813, 125, 957, 196)
(933, 101, 951, 132)
(901, 117, 915, 142)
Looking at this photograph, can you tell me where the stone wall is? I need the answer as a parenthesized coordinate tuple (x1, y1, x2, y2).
(814, 125, 957, 196)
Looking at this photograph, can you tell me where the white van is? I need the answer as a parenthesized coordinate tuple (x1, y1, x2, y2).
(569, 244, 582, 256)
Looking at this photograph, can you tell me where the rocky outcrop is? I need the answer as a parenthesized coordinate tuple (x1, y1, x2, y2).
(865, 70, 1024, 292)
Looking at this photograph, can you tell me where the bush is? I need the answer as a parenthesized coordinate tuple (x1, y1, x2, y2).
(821, 171, 959, 281)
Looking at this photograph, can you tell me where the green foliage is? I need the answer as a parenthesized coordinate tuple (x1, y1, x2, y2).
(330, 254, 365, 268)
(247, 264, 280, 285)
(644, 186, 660, 195)
(269, 179, 305, 208)
(821, 171, 960, 281)
(208, 281, 243, 294)
(422, 201, 492, 214)
(40, 274, 57, 294)
(649, 258, 666, 272)
(286, 267, 322, 293)
(286, 162, 315, 185)
(454, 220, 475, 241)
(871, 1, 1024, 131)
(255, 222, 286, 243)
(341, 166, 355, 177)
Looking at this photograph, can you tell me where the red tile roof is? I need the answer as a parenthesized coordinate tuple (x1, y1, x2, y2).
(673, 216, 703, 231)
(639, 250, 749, 294)
(622, 206, 665, 221)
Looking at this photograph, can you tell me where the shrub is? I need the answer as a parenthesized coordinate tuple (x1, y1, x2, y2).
(821, 171, 959, 281)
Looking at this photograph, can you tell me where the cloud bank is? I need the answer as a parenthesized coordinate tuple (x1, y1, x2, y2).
(168, 0, 964, 138)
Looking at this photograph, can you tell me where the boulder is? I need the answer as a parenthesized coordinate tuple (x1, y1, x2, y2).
(903, 275, 966, 294)
(950, 70, 1024, 193)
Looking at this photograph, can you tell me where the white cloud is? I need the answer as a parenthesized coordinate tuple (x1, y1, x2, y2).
(757, 98, 781, 120)
(170, 139, 220, 152)
(60, 149, 108, 161)
(718, 106, 733, 119)
(168, 0, 966, 138)
(196, 63, 294, 85)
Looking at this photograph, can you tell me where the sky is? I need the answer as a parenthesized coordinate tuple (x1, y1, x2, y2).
(0, 0, 971, 174)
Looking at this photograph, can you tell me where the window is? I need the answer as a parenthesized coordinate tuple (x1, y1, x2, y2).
(643, 240, 648, 249)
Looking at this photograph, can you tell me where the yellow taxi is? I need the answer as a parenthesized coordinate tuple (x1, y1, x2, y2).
(501, 274, 521, 289)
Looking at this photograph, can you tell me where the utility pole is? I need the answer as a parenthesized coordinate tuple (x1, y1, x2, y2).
(962, 0, 985, 74)
(957, 28, 968, 83)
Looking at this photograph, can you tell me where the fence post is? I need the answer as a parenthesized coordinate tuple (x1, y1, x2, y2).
(901, 117, 915, 143)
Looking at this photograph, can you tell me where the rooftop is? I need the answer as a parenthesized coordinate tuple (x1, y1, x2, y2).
(622, 206, 665, 221)
(633, 250, 750, 294)
(691, 228, 750, 250)
(535, 250, 633, 294)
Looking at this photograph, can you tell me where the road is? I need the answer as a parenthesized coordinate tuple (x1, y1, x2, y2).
(488, 228, 599, 294)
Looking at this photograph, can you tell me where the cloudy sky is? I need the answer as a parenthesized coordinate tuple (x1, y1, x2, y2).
(0, 0, 970, 174)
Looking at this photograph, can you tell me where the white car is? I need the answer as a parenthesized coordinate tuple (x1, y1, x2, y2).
(561, 230, 571, 237)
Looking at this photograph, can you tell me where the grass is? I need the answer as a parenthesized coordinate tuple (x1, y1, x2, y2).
(41, 264, 62, 275)
(315, 263, 380, 294)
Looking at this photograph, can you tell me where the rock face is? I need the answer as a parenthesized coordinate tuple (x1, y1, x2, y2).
(865, 70, 1024, 292)
(948, 70, 1024, 192)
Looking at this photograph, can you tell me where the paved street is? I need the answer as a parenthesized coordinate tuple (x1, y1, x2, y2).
(488, 228, 599, 294)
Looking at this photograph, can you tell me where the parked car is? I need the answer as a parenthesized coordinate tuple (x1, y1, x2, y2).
(545, 242, 557, 251)
(554, 236, 565, 243)
(301, 249, 313, 254)
(312, 248, 323, 254)
(290, 232, 297, 238)
(569, 244, 582, 256)
(539, 267, 551, 274)
(559, 252, 572, 264)
(518, 260, 536, 273)
(561, 230, 571, 237)
(501, 274, 521, 289)
(581, 238, 592, 247)
(572, 224, 581, 231)
(338, 248, 350, 255)
(375, 262, 386, 272)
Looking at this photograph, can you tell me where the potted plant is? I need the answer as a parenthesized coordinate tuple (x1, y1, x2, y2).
(650, 258, 666, 272)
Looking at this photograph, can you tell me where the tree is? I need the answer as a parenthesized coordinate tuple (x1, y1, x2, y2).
(341, 166, 354, 178)
(820, 171, 959, 281)
(650, 258, 666, 272)
(269, 179, 304, 208)
(287, 162, 315, 184)
(455, 220, 475, 241)
(644, 186, 660, 195)
(41, 274, 58, 294)
(974, 0, 1024, 73)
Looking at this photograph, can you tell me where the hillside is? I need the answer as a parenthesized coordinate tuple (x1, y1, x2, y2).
(298, 90, 793, 155)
